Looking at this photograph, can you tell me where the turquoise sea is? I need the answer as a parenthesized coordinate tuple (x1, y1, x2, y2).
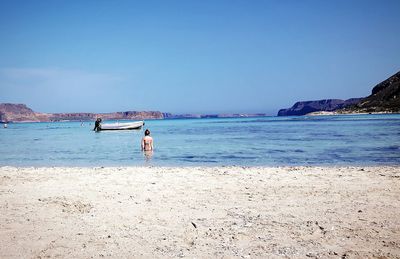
(1, 114, 400, 167)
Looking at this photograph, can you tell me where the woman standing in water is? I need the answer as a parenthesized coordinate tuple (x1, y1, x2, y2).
(141, 129, 154, 151)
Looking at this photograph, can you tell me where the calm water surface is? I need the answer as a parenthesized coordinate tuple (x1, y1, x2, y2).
(1, 114, 399, 166)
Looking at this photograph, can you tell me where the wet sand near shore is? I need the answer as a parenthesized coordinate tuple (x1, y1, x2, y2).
(1, 166, 399, 258)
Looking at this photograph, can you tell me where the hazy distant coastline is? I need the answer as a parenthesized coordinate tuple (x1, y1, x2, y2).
(0, 103, 267, 123)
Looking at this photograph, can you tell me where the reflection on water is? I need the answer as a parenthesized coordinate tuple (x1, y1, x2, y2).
(143, 150, 153, 163)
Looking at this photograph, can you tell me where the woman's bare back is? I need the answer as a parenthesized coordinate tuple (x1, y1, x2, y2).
(142, 136, 153, 151)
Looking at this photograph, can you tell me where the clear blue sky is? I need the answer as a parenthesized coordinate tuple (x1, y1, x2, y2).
(0, 0, 399, 114)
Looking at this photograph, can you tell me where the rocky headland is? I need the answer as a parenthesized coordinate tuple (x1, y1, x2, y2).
(0, 103, 39, 122)
(338, 71, 400, 114)
(0, 104, 164, 123)
(277, 98, 361, 116)
(278, 70, 400, 116)
(0, 104, 267, 123)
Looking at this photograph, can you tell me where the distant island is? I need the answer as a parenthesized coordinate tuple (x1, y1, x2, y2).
(163, 113, 267, 119)
(278, 70, 400, 116)
(0, 104, 267, 123)
(0, 104, 164, 123)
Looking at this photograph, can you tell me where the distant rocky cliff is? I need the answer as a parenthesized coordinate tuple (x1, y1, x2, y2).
(0, 104, 266, 123)
(0, 103, 41, 122)
(339, 71, 400, 113)
(163, 113, 266, 119)
(48, 111, 163, 121)
(0, 104, 164, 122)
(278, 70, 400, 116)
(277, 98, 361, 116)
(100, 111, 163, 120)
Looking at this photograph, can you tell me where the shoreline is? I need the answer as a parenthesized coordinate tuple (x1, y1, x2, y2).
(1, 164, 400, 169)
(2, 112, 400, 124)
(306, 111, 400, 116)
(0, 167, 400, 173)
(1, 166, 399, 258)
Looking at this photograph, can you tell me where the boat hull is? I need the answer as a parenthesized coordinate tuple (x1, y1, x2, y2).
(99, 121, 144, 131)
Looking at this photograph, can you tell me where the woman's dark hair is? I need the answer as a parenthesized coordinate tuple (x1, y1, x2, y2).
(145, 129, 150, 136)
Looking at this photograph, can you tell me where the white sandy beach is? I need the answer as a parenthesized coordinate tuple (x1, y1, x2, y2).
(0, 166, 399, 258)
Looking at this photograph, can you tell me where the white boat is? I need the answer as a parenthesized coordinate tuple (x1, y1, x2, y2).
(99, 121, 144, 131)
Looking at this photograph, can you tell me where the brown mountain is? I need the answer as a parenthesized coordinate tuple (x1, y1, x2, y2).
(0, 103, 164, 122)
(0, 103, 40, 122)
(0, 103, 267, 122)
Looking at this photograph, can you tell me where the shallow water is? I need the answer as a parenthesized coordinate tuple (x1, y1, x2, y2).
(1, 114, 399, 166)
